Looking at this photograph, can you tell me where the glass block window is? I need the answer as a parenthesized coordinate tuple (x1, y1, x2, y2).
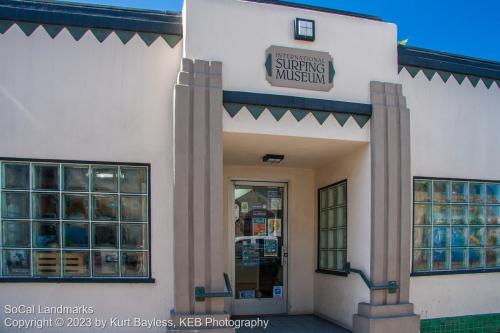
(413, 178, 500, 273)
(318, 181, 347, 273)
(295, 18, 315, 41)
(0, 159, 150, 279)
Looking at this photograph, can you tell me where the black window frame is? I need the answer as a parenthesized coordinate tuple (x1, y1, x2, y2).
(0, 157, 154, 283)
(411, 176, 500, 277)
(316, 179, 348, 276)
(294, 18, 316, 42)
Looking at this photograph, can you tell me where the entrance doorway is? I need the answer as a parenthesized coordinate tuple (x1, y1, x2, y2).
(230, 181, 288, 315)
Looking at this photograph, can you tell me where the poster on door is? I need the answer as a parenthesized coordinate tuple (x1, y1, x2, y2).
(267, 218, 282, 237)
(264, 238, 278, 257)
(252, 217, 267, 236)
(242, 243, 259, 267)
(268, 191, 282, 210)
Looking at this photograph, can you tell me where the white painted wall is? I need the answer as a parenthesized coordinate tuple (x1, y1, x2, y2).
(0, 25, 182, 332)
(400, 69, 500, 319)
(314, 145, 371, 329)
(184, 0, 398, 105)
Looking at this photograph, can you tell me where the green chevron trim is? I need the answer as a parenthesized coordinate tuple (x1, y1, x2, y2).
(223, 104, 370, 128)
(265, 54, 273, 77)
(328, 61, 335, 83)
(17, 21, 39, 36)
(400, 65, 498, 89)
(0, 20, 182, 48)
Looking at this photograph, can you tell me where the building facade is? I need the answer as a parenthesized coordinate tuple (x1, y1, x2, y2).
(0, 0, 499, 332)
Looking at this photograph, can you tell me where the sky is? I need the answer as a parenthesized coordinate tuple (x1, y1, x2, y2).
(60, 0, 500, 61)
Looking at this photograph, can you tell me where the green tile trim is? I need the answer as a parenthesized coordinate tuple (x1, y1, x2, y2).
(311, 111, 330, 124)
(223, 104, 370, 128)
(420, 313, 500, 333)
(401, 65, 498, 89)
(328, 61, 335, 83)
(91, 28, 112, 43)
(115, 30, 136, 44)
(246, 105, 266, 120)
(0, 20, 181, 48)
(67, 26, 88, 41)
(290, 109, 309, 122)
(268, 106, 288, 121)
(17, 21, 39, 36)
(0, 19, 14, 34)
(265, 54, 273, 76)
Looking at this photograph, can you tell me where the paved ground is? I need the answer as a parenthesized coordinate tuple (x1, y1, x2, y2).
(235, 315, 351, 333)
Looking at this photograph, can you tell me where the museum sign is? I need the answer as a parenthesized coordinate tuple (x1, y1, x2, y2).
(265, 46, 335, 92)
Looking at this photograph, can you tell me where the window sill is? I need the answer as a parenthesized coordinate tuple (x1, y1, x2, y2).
(411, 268, 500, 277)
(315, 269, 348, 277)
(0, 277, 156, 283)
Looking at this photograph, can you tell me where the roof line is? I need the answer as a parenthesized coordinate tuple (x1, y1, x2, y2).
(242, 0, 382, 21)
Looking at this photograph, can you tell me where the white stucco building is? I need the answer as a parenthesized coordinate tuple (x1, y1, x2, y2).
(0, 0, 499, 332)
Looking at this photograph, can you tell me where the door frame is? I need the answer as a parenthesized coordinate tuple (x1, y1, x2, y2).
(228, 179, 289, 315)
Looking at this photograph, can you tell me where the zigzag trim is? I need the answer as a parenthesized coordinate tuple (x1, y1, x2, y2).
(398, 65, 499, 89)
(0, 19, 182, 48)
(223, 103, 370, 128)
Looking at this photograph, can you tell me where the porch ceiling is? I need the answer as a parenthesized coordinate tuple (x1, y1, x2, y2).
(223, 132, 367, 169)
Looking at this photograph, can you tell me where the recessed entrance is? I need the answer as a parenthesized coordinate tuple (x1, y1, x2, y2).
(230, 181, 288, 315)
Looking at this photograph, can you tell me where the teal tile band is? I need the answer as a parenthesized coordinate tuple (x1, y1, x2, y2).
(0, 20, 182, 48)
(223, 103, 370, 128)
(420, 313, 500, 333)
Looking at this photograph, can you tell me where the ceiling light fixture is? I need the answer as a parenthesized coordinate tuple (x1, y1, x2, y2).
(262, 154, 285, 164)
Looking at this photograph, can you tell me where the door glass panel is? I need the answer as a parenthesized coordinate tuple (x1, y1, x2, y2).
(234, 184, 284, 300)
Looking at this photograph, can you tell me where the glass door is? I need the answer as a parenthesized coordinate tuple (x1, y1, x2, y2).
(231, 181, 287, 315)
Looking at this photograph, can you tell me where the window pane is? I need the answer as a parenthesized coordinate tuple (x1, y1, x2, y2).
(451, 227, 467, 247)
(451, 249, 466, 269)
(121, 167, 147, 193)
(486, 183, 500, 204)
(469, 183, 485, 203)
(92, 167, 118, 192)
(433, 227, 448, 248)
(121, 251, 148, 277)
(336, 183, 346, 206)
(34, 250, 61, 277)
(63, 165, 89, 192)
(64, 222, 89, 248)
(2, 163, 29, 189)
(327, 188, 335, 207)
(33, 164, 59, 190)
(2, 192, 29, 219)
(32, 193, 59, 219)
(327, 250, 334, 270)
(450, 205, 467, 225)
(3, 249, 30, 276)
(413, 249, 430, 271)
(327, 210, 334, 228)
(2, 220, 30, 247)
(33, 221, 60, 248)
(413, 227, 431, 248)
(121, 196, 147, 222)
(121, 223, 147, 250)
(469, 227, 484, 246)
(320, 230, 327, 249)
(451, 182, 468, 202)
(414, 204, 431, 225)
(336, 207, 346, 227)
(433, 181, 450, 203)
(432, 249, 449, 270)
(486, 206, 499, 225)
(433, 205, 449, 225)
(319, 250, 326, 269)
(63, 251, 90, 277)
(327, 230, 334, 249)
(468, 248, 483, 268)
(337, 251, 346, 271)
(92, 195, 118, 221)
(414, 180, 431, 202)
(336, 228, 346, 249)
(63, 194, 89, 220)
(320, 190, 327, 209)
(320, 211, 327, 229)
(93, 250, 119, 276)
(468, 206, 485, 225)
(485, 248, 500, 268)
(486, 227, 500, 246)
(92, 223, 118, 248)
